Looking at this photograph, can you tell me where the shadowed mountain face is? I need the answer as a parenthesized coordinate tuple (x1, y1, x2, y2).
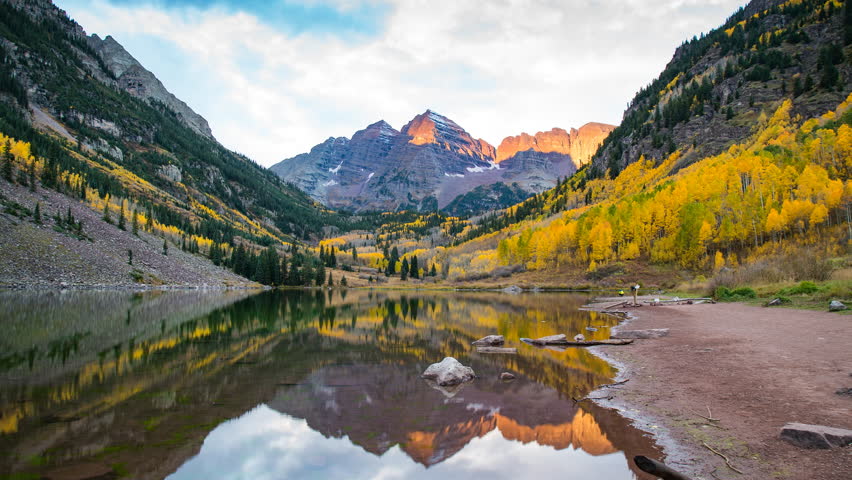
(270, 111, 613, 214)
(87, 34, 214, 139)
(1, 290, 660, 480)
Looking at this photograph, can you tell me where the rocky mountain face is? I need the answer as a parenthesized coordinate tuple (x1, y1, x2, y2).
(0, 0, 338, 244)
(589, 0, 852, 178)
(271, 111, 613, 214)
(87, 34, 214, 139)
(496, 123, 614, 166)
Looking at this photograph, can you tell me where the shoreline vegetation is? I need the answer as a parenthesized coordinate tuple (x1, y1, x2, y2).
(1, 273, 848, 312)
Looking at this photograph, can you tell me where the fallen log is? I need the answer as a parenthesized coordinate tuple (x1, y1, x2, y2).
(633, 456, 693, 480)
(521, 337, 634, 347)
(475, 346, 517, 354)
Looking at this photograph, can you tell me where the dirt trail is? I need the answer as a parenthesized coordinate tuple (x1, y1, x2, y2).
(589, 299, 852, 480)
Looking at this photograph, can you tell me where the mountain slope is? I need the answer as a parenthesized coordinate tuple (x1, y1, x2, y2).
(0, 0, 348, 286)
(271, 111, 613, 214)
(588, 0, 852, 179)
(359, 0, 852, 288)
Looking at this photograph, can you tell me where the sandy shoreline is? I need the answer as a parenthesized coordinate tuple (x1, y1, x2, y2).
(587, 298, 851, 480)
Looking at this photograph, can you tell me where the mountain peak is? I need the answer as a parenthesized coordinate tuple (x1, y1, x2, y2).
(87, 34, 214, 139)
(401, 110, 461, 146)
(352, 119, 400, 141)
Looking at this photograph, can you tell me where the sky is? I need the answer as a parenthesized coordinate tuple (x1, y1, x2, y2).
(56, 0, 749, 167)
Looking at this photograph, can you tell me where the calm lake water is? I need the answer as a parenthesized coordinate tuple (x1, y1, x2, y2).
(0, 289, 659, 480)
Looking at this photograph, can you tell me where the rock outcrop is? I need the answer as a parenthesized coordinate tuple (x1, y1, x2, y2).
(780, 423, 852, 449)
(496, 123, 614, 167)
(87, 34, 214, 140)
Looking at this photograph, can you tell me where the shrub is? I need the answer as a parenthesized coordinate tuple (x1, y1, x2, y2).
(715, 286, 756, 301)
(779, 281, 821, 295)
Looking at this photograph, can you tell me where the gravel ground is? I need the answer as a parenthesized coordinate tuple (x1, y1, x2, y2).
(0, 180, 256, 288)
(588, 298, 852, 480)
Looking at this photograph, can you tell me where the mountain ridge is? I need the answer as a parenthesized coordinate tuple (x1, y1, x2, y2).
(271, 111, 613, 214)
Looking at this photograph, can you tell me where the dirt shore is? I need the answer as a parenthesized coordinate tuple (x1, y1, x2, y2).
(588, 298, 852, 480)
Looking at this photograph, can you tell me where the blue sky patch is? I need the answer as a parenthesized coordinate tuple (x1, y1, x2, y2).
(100, 0, 389, 37)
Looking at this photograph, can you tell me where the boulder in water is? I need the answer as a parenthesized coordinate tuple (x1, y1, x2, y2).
(503, 285, 522, 294)
(472, 335, 504, 346)
(421, 357, 475, 386)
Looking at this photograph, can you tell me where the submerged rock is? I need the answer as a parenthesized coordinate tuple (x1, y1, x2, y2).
(500, 372, 516, 381)
(472, 335, 505, 346)
(613, 328, 670, 339)
(829, 300, 847, 312)
(503, 285, 522, 294)
(766, 298, 783, 307)
(585, 327, 598, 332)
(573, 334, 585, 342)
(421, 357, 475, 386)
(534, 334, 567, 344)
(780, 423, 852, 449)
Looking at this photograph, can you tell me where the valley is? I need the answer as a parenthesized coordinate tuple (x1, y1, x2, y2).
(0, 0, 851, 479)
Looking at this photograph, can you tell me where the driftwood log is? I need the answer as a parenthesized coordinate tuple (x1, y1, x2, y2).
(475, 346, 517, 354)
(633, 456, 693, 480)
(521, 338, 634, 347)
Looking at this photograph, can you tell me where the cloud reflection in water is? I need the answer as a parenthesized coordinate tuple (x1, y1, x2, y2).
(168, 404, 633, 480)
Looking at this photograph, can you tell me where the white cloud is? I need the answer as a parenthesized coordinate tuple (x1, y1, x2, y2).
(59, 0, 748, 166)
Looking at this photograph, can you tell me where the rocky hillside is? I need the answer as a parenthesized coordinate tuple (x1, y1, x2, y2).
(271, 110, 613, 214)
(589, 0, 852, 179)
(87, 34, 214, 139)
(0, 0, 355, 286)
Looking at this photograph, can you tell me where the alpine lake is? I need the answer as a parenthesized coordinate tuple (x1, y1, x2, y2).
(0, 289, 661, 479)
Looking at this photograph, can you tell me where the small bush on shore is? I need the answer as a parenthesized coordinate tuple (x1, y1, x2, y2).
(779, 281, 821, 295)
(715, 286, 757, 301)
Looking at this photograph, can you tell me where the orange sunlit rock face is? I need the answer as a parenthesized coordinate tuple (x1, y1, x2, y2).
(401, 409, 615, 465)
(496, 123, 615, 167)
(400, 110, 495, 160)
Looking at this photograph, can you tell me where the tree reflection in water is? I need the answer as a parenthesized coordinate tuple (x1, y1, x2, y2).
(0, 290, 660, 480)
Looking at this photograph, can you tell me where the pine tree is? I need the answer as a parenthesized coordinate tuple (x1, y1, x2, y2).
(33, 202, 41, 224)
(315, 262, 326, 286)
(400, 258, 409, 281)
(146, 205, 154, 231)
(27, 160, 35, 192)
(341, 276, 347, 287)
(102, 197, 111, 224)
(410, 255, 419, 279)
(1, 139, 12, 182)
(162, 239, 168, 256)
(327, 271, 333, 287)
(429, 263, 437, 277)
(117, 200, 126, 230)
(352, 247, 358, 261)
(846, 0, 852, 45)
(804, 74, 814, 92)
(132, 209, 139, 235)
(128, 249, 133, 265)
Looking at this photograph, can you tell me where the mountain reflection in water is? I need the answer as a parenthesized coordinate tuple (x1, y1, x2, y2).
(0, 289, 660, 480)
